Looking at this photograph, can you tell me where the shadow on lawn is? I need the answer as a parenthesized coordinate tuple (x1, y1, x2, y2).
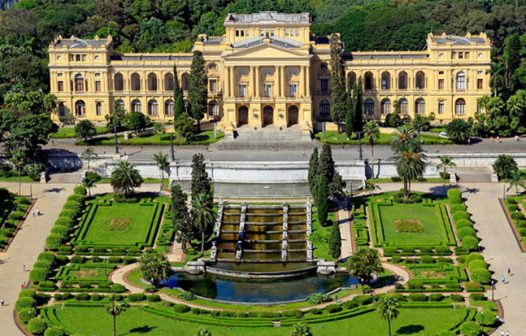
(124, 325, 158, 334)
(396, 324, 425, 334)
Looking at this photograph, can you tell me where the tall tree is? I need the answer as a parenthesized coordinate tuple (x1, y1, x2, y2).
(493, 154, 518, 180)
(192, 192, 215, 255)
(316, 174, 329, 227)
(106, 103, 126, 132)
(329, 220, 341, 259)
(75, 120, 97, 145)
(110, 160, 144, 197)
(363, 120, 380, 178)
(348, 248, 384, 289)
(377, 296, 401, 336)
(83, 171, 101, 197)
(173, 64, 185, 117)
(308, 148, 319, 198)
(437, 155, 456, 187)
(395, 149, 427, 200)
(139, 249, 172, 286)
(318, 143, 335, 184)
(344, 93, 354, 139)
(105, 300, 125, 336)
(506, 169, 526, 195)
(503, 34, 522, 86)
(188, 50, 207, 132)
(171, 184, 193, 249)
(153, 152, 169, 191)
(488, 62, 505, 97)
(191, 153, 212, 202)
(353, 77, 364, 133)
(329, 33, 347, 128)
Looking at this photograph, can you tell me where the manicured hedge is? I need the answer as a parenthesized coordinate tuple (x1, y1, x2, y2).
(27, 317, 47, 335)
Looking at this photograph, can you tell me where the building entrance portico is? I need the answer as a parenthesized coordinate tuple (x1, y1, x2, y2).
(288, 105, 299, 126)
(262, 105, 274, 127)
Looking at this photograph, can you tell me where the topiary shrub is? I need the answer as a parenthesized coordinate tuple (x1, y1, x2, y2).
(475, 310, 497, 326)
(282, 310, 303, 318)
(460, 321, 482, 336)
(51, 225, 69, 236)
(470, 268, 491, 284)
(74, 185, 87, 196)
(45, 234, 65, 250)
(174, 304, 190, 313)
(18, 307, 37, 324)
(26, 317, 47, 335)
(511, 212, 525, 220)
(352, 295, 373, 306)
(457, 227, 476, 240)
(177, 291, 196, 301)
(67, 194, 84, 204)
(468, 260, 488, 271)
(429, 293, 444, 301)
(15, 298, 37, 312)
(455, 219, 473, 229)
(325, 304, 342, 314)
(128, 293, 146, 301)
(108, 256, 123, 263)
(447, 188, 462, 201)
(462, 236, 479, 250)
(29, 269, 49, 283)
(408, 279, 424, 289)
(308, 308, 323, 315)
(450, 294, 464, 302)
(147, 294, 161, 302)
(44, 327, 66, 336)
(420, 255, 434, 264)
(307, 293, 331, 304)
(450, 204, 467, 213)
(453, 211, 470, 222)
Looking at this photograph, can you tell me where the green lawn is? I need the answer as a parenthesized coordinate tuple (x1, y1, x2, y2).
(50, 126, 108, 138)
(315, 131, 452, 145)
(78, 201, 160, 247)
(378, 203, 446, 246)
(309, 210, 337, 261)
(0, 175, 35, 183)
(83, 130, 224, 146)
(46, 305, 470, 336)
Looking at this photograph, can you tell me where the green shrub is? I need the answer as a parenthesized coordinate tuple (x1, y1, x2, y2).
(408, 293, 428, 301)
(455, 219, 473, 229)
(19, 289, 37, 299)
(468, 260, 488, 271)
(10, 211, 25, 220)
(462, 236, 479, 250)
(475, 310, 497, 326)
(464, 282, 483, 292)
(464, 253, 484, 264)
(59, 210, 77, 219)
(512, 212, 525, 220)
(177, 291, 196, 301)
(454, 246, 469, 255)
(470, 293, 486, 301)
(108, 256, 123, 263)
(457, 227, 476, 240)
(450, 204, 467, 213)
(16, 297, 36, 311)
(429, 293, 444, 301)
(27, 317, 47, 335)
(45, 233, 65, 250)
(460, 321, 482, 336)
(352, 295, 373, 305)
(76, 293, 91, 301)
(70, 256, 85, 263)
(18, 307, 37, 324)
(435, 246, 452, 255)
(174, 304, 190, 313)
(68, 194, 84, 203)
(128, 293, 146, 301)
(123, 256, 138, 264)
(447, 189, 462, 201)
(307, 293, 331, 304)
(471, 269, 491, 284)
(282, 310, 303, 318)
(508, 204, 519, 212)
(436, 332, 456, 336)
(44, 327, 66, 336)
(38, 281, 55, 291)
(91, 294, 104, 301)
(51, 225, 69, 236)
(308, 308, 323, 315)
(453, 211, 470, 222)
(29, 269, 48, 283)
(55, 217, 74, 228)
(147, 294, 161, 302)
(73, 185, 87, 196)
(63, 201, 81, 213)
(450, 294, 464, 302)
(325, 304, 342, 314)
(420, 256, 434, 264)
(408, 279, 424, 289)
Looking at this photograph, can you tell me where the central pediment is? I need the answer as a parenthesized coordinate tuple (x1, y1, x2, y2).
(223, 41, 310, 60)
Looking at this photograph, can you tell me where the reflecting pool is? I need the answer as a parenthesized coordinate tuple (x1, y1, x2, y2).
(162, 272, 359, 303)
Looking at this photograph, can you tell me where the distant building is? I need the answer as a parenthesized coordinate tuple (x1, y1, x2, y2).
(48, 11, 491, 136)
(1, 0, 18, 10)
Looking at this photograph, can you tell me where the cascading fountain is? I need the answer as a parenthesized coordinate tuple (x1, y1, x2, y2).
(306, 200, 313, 262)
(281, 202, 289, 262)
(236, 203, 247, 261)
(210, 200, 224, 262)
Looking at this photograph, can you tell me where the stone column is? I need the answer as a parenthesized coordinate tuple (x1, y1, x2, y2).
(254, 66, 259, 97)
(250, 66, 256, 97)
(229, 66, 235, 98)
(280, 66, 286, 97)
(301, 66, 306, 98)
(224, 66, 229, 97)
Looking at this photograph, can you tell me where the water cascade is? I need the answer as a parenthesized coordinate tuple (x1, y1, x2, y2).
(306, 201, 313, 262)
(210, 200, 225, 262)
(281, 203, 289, 262)
(236, 203, 247, 261)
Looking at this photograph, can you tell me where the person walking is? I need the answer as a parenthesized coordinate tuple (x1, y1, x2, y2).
(501, 275, 506, 284)
(1, 298, 4, 306)
(508, 267, 511, 275)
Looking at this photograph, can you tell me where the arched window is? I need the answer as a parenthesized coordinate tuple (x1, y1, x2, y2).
(181, 73, 189, 91)
(208, 100, 219, 117)
(131, 99, 141, 113)
(148, 99, 158, 116)
(456, 72, 466, 90)
(381, 72, 391, 90)
(399, 98, 408, 115)
(320, 99, 330, 118)
(75, 74, 84, 92)
(398, 71, 408, 90)
(415, 71, 425, 90)
(96, 102, 102, 116)
(381, 99, 391, 115)
(114, 73, 124, 91)
(364, 72, 374, 90)
(148, 73, 157, 91)
(165, 100, 174, 116)
(164, 73, 174, 91)
(131, 73, 141, 91)
(58, 102, 65, 117)
(415, 98, 425, 115)
(364, 98, 375, 116)
(115, 99, 125, 111)
(75, 100, 86, 117)
(455, 98, 466, 115)
(348, 72, 356, 90)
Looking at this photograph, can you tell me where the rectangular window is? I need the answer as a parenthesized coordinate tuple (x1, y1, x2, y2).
(452, 52, 457, 59)
(438, 101, 444, 115)
(263, 83, 272, 97)
(95, 81, 101, 92)
(96, 103, 102, 116)
(458, 52, 464, 59)
(57, 81, 64, 92)
(289, 83, 297, 97)
(75, 78, 84, 92)
(465, 52, 470, 59)
(75, 54, 81, 61)
(477, 78, 483, 89)
(320, 78, 329, 93)
(438, 71, 444, 75)
(209, 79, 217, 92)
(69, 54, 74, 62)
(438, 79, 445, 90)
(239, 84, 247, 97)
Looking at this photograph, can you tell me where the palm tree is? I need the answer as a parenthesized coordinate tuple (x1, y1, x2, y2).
(488, 62, 506, 97)
(196, 328, 213, 336)
(110, 160, 144, 197)
(364, 120, 380, 178)
(153, 152, 169, 191)
(290, 323, 313, 336)
(390, 127, 419, 154)
(377, 295, 400, 336)
(365, 181, 381, 195)
(191, 192, 215, 255)
(106, 300, 125, 336)
(83, 171, 101, 197)
(506, 170, 526, 195)
(396, 150, 427, 200)
(437, 155, 456, 187)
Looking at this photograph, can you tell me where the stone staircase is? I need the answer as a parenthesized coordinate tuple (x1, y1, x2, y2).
(453, 167, 493, 183)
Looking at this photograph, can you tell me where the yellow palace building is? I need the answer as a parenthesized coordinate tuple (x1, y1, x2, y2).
(48, 11, 492, 136)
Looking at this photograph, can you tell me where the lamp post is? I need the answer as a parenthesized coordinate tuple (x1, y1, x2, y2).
(357, 131, 363, 161)
(491, 279, 496, 301)
(170, 133, 175, 161)
(113, 123, 119, 155)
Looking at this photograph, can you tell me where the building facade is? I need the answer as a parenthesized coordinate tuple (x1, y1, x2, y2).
(48, 11, 492, 135)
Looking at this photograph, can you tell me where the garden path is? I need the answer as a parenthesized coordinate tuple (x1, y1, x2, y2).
(0, 182, 74, 336)
(337, 208, 353, 258)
